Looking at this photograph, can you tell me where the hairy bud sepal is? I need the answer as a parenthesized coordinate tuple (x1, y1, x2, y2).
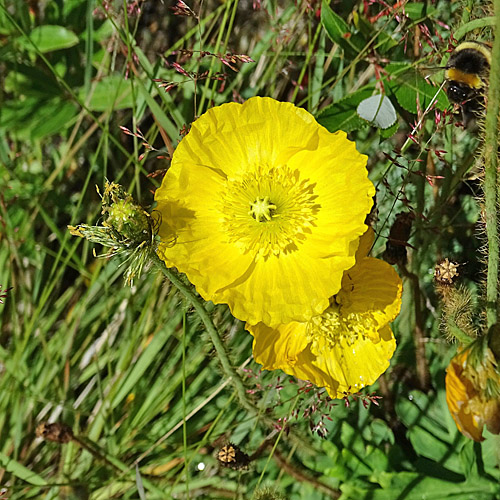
(68, 181, 159, 285)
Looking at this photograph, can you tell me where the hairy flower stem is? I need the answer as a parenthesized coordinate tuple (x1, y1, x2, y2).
(152, 255, 320, 457)
(483, 1, 500, 328)
(152, 254, 252, 411)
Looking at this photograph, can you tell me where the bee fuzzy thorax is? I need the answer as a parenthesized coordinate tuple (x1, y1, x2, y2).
(445, 42, 491, 90)
(449, 42, 492, 68)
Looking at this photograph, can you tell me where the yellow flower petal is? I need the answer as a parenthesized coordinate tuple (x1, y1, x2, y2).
(445, 353, 484, 442)
(248, 256, 402, 398)
(337, 257, 403, 339)
(250, 321, 309, 369)
(445, 347, 500, 441)
(355, 227, 375, 259)
(155, 97, 375, 325)
(302, 325, 396, 397)
(249, 322, 396, 399)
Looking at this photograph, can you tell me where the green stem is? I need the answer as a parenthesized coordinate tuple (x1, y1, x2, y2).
(483, 1, 500, 328)
(151, 256, 319, 457)
(152, 255, 252, 411)
(446, 317, 475, 346)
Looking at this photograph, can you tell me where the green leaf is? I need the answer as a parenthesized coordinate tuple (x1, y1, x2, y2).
(459, 441, 478, 479)
(404, 3, 426, 20)
(358, 472, 499, 499)
(31, 100, 78, 140)
(320, 1, 365, 57)
(4, 65, 62, 97)
(353, 14, 398, 53)
(454, 17, 496, 41)
(364, 419, 395, 446)
(22, 25, 79, 53)
(81, 75, 135, 111)
(317, 88, 374, 132)
(0, 452, 47, 486)
(380, 120, 399, 138)
(396, 391, 464, 474)
(385, 62, 449, 113)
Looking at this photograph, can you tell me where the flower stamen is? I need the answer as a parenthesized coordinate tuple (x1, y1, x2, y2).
(249, 196, 277, 222)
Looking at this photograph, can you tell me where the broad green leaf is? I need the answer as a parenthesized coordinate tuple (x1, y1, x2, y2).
(341, 449, 373, 476)
(21, 25, 79, 53)
(340, 421, 366, 456)
(31, 100, 78, 140)
(0, 97, 77, 140)
(454, 17, 496, 41)
(459, 441, 478, 479)
(380, 120, 399, 138)
(407, 426, 462, 473)
(81, 75, 135, 111)
(364, 419, 395, 446)
(94, 19, 115, 42)
(343, 472, 500, 499)
(321, 1, 365, 57)
(385, 62, 449, 113)
(4, 65, 62, 97)
(360, 473, 500, 500)
(317, 88, 374, 132)
(353, 13, 398, 53)
(404, 3, 426, 20)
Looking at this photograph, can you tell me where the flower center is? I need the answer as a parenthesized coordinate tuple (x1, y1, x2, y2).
(307, 305, 378, 349)
(219, 164, 320, 259)
(249, 196, 277, 222)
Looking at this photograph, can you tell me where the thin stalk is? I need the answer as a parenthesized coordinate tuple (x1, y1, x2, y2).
(151, 255, 319, 457)
(152, 255, 252, 411)
(483, 2, 500, 328)
(151, 255, 316, 454)
(182, 310, 190, 499)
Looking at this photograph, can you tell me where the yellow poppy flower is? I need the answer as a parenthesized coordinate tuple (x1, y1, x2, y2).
(446, 347, 500, 442)
(247, 232, 402, 398)
(155, 97, 375, 326)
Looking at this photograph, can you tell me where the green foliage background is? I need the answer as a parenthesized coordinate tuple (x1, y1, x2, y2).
(0, 0, 499, 498)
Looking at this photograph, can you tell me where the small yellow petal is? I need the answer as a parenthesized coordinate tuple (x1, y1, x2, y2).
(338, 257, 403, 337)
(299, 324, 396, 398)
(249, 321, 396, 399)
(249, 322, 309, 369)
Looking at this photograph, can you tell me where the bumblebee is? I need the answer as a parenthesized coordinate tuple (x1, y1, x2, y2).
(445, 42, 491, 127)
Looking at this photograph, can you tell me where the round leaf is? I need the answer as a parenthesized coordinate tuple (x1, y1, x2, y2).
(24, 25, 79, 53)
(356, 94, 397, 129)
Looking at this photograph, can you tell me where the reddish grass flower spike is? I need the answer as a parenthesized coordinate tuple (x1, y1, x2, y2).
(126, 1, 142, 16)
(179, 124, 191, 136)
(170, 0, 198, 19)
(0, 285, 12, 304)
(217, 53, 254, 72)
(171, 62, 190, 78)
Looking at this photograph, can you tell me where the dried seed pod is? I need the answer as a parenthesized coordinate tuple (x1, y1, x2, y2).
(36, 422, 74, 444)
(434, 258, 460, 285)
(383, 212, 415, 265)
(217, 443, 250, 470)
